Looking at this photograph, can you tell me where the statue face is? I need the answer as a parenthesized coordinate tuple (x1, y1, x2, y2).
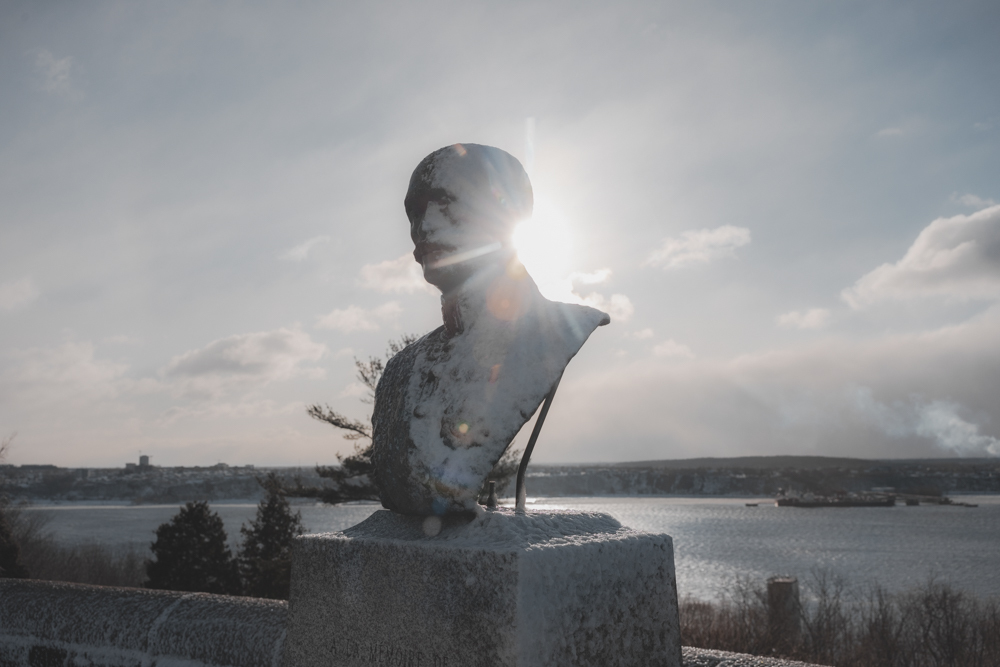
(405, 144, 533, 292)
(407, 191, 507, 291)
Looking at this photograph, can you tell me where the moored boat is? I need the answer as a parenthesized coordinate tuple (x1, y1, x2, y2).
(775, 494, 896, 508)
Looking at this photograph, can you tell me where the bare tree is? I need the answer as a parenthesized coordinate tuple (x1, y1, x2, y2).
(0, 432, 14, 467)
(0, 432, 29, 578)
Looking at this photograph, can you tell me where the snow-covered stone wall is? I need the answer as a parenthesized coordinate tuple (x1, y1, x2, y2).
(0, 579, 828, 667)
(0, 579, 286, 667)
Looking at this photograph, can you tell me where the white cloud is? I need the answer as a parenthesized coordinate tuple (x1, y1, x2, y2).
(629, 328, 655, 340)
(338, 382, 370, 399)
(652, 339, 695, 359)
(777, 308, 831, 330)
(853, 388, 999, 457)
(315, 302, 402, 332)
(2, 341, 128, 405)
(579, 292, 634, 322)
(916, 401, 1000, 456)
(950, 192, 996, 209)
(568, 269, 612, 285)
(163, 327, 326, 395)
(843, 205, 1000, 307)
(875, 118, 925, 139)
(279, 235, 331, 261)
(34, 50, 74, 95)
(644, 225, 751, 269)
(555, 269, 634, 321)
(359, 253, 435, 293)
(539, 308, 1000, 462)
(0, 278, 39, 311)
(156, 399, 300, 426)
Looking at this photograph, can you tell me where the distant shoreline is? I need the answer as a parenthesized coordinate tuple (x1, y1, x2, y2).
(5, 456, 998, 504)
(16, 492, 1000, 509)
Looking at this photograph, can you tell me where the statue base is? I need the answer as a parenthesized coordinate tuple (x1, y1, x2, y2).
(282, 509, 681, 667)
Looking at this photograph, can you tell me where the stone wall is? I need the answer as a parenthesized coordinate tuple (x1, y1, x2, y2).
(1, 578, 826, 667)
(0, 579, 286, 667)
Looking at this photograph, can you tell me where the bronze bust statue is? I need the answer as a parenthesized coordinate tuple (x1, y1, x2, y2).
(371, 144, 609, 516)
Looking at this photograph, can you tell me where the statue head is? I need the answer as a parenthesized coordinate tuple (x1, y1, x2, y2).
(405, 144, 533, 292)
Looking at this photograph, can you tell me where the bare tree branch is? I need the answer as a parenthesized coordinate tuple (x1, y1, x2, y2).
(296, 332, 519, 506)
(355, 334, 420, 404)
(306, 404, 371, 441)
(0, 432, 16, 462)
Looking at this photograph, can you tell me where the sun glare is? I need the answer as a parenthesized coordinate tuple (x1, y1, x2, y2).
(513, 197, 576, 302)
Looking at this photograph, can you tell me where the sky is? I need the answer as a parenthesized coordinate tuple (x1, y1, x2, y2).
(1, 1, 999, 467)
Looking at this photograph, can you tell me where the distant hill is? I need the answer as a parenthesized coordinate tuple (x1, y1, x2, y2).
(611, 455, 870, 470)
(4, 456, 997, 502)
(522, 456, 1000, 497)
(607, 455, 998, 470)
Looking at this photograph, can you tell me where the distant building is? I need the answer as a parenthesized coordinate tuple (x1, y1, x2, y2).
(139, 455, 150, 469)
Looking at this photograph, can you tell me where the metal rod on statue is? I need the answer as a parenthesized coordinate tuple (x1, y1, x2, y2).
(515, 374, 563, 513)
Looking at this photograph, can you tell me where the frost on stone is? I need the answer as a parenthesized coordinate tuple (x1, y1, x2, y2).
(289, 510, 682, 667)
(0, 580, 287, 667)
(335, 508, 626, 550)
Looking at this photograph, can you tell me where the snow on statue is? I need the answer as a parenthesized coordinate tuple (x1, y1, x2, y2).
(371, 144, 609, 516)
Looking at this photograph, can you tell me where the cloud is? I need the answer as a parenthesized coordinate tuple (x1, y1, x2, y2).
(529, 304, 1000, 462)
(629, 328, 655, 340)
(163, 327, 326, 395)
(777, 308, 831, 330)
(569, 269, 612, 285)
(950, 192, 996, 209)
(853, 388, 999, 457)
(652, 339, 695, 359)
(916, 401, 1000, 456)
(876, 126, 904, 137)
(644, 226, 751, 269)
(279, 235, 331, 261)
(338, 382, 370, 399)
(359, 253, 435, 294)
(0, 278, 39, 311)
(875, 118, 925, 139)
(553, 269, 634, 321)
(156, 399, 300, 426)
(34, 50, 74, 96)
(843, 205, 1000, 307)
(315, 302, 402, 332)
(2, 341, 128, 405)
(578, 293, 634, 322)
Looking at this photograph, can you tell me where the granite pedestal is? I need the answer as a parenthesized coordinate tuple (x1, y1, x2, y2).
(282, 509, 681, 667)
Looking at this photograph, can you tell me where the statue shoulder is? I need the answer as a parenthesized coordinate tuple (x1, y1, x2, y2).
(376, 327, 444, 396)
(537, 299, 610, 346)
(559, 301, 611, 327)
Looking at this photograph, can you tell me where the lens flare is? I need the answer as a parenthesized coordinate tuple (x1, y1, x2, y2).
(513, 196, 574, 301)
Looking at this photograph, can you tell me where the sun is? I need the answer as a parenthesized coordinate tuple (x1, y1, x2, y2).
(512, 196, 575, 301)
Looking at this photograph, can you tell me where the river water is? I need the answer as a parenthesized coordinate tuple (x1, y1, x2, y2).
(22, 495, 1000, 601)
